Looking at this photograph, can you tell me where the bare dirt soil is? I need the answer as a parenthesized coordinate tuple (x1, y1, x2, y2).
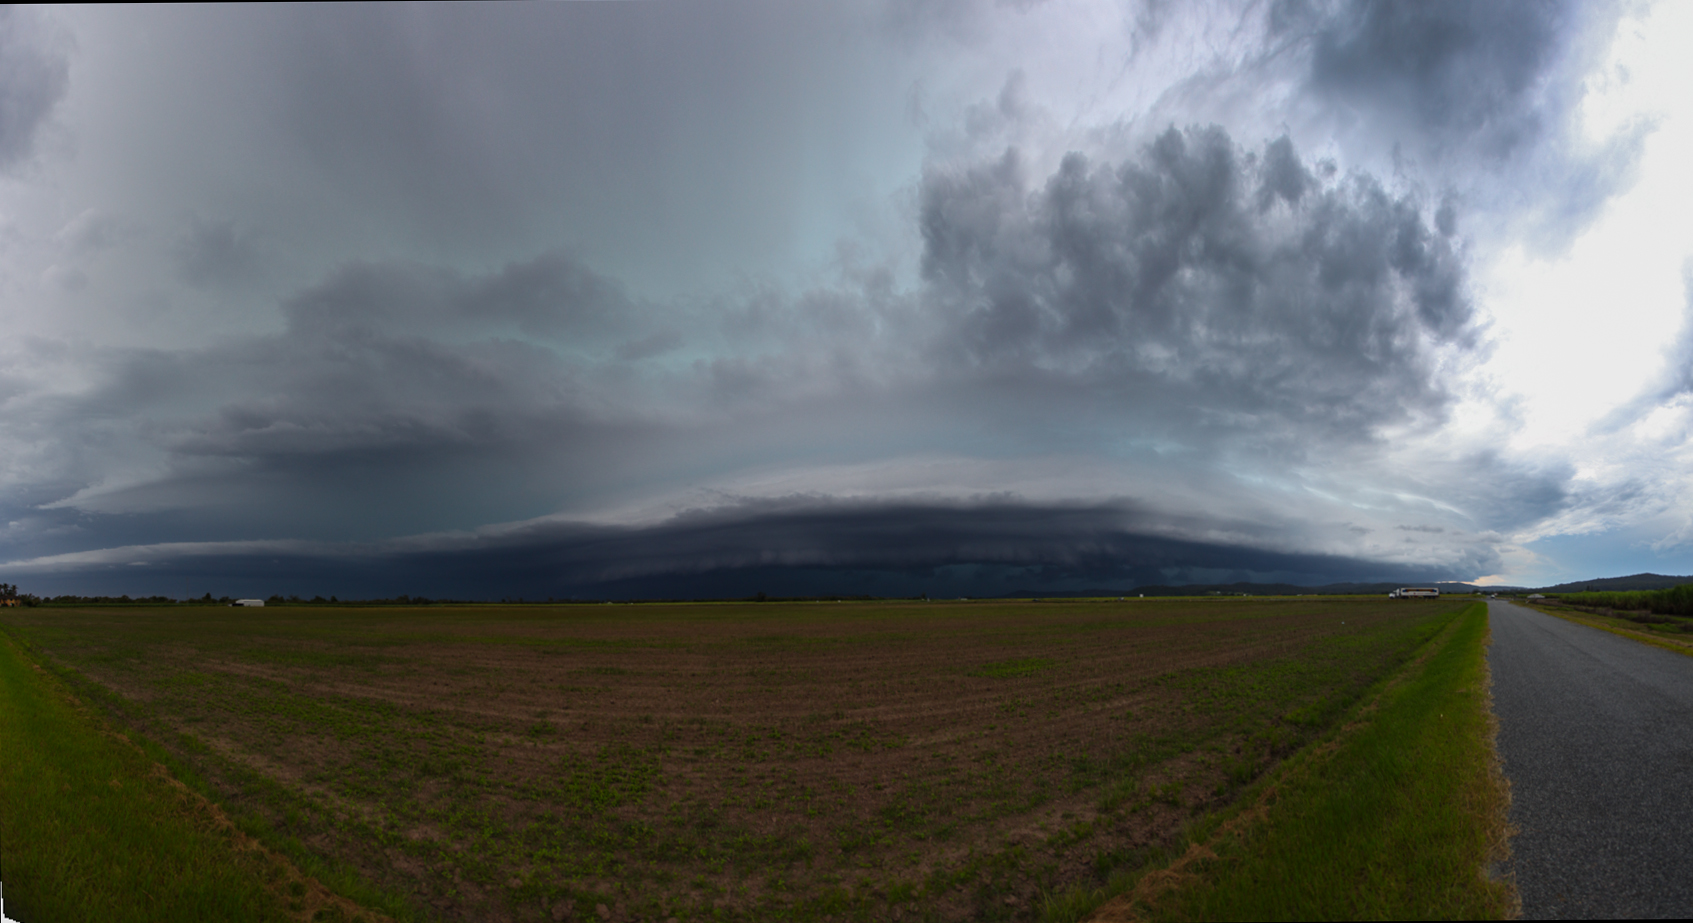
(3, 597, 1463, 922)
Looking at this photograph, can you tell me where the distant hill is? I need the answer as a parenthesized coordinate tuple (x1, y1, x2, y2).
(1534, 573, 1693, 594)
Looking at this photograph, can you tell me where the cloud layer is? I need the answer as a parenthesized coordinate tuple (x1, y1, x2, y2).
(1, 1, 1686, 595)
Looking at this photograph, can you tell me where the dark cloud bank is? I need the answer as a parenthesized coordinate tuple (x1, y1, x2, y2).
(17, 498, 1487, 601)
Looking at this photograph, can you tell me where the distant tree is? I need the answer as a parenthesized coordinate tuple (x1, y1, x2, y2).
(0, 582, 20, 607)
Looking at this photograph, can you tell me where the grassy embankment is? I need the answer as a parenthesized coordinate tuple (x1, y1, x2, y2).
(0, 630, 384, 923)
(1057, 601, 1513, 921)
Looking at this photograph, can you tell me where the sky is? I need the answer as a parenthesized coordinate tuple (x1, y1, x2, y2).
(2, 0, 1692, 599)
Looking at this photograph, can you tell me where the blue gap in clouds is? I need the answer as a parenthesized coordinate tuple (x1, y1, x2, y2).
(1522, 531, 1693, 587)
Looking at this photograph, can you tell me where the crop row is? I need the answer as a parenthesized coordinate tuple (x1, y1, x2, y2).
(1560, 583, 1693, 619)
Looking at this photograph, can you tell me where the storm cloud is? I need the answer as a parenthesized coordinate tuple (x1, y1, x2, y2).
(1300, 0, 1644, 252)
(1, 1, 1686, 595)
(920, 127, 1470, 438)
(1305, 0, 1570, 160)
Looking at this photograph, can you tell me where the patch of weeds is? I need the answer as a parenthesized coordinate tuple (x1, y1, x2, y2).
(154, 670, 215, 689)
(972, 657, 1057, 678)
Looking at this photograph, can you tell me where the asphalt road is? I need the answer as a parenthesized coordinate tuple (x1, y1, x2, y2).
(1488, 598, 1693, 918)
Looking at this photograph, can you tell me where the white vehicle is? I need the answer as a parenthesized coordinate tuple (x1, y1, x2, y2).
(1389, 587, 1440, 599)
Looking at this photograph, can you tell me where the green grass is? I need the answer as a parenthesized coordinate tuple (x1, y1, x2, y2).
(1086, 602, 1512, 920)
(0, 632, 301, 922)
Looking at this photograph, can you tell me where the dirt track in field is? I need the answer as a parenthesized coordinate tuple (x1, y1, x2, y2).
(8, 598, 1459, 922)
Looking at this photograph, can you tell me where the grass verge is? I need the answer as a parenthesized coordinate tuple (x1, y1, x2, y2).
(0, 630, 380, 922)
(1066, 602, 1512, 921)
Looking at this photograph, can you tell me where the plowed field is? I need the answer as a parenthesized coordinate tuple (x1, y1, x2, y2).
(3, 596, 1468, 921)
